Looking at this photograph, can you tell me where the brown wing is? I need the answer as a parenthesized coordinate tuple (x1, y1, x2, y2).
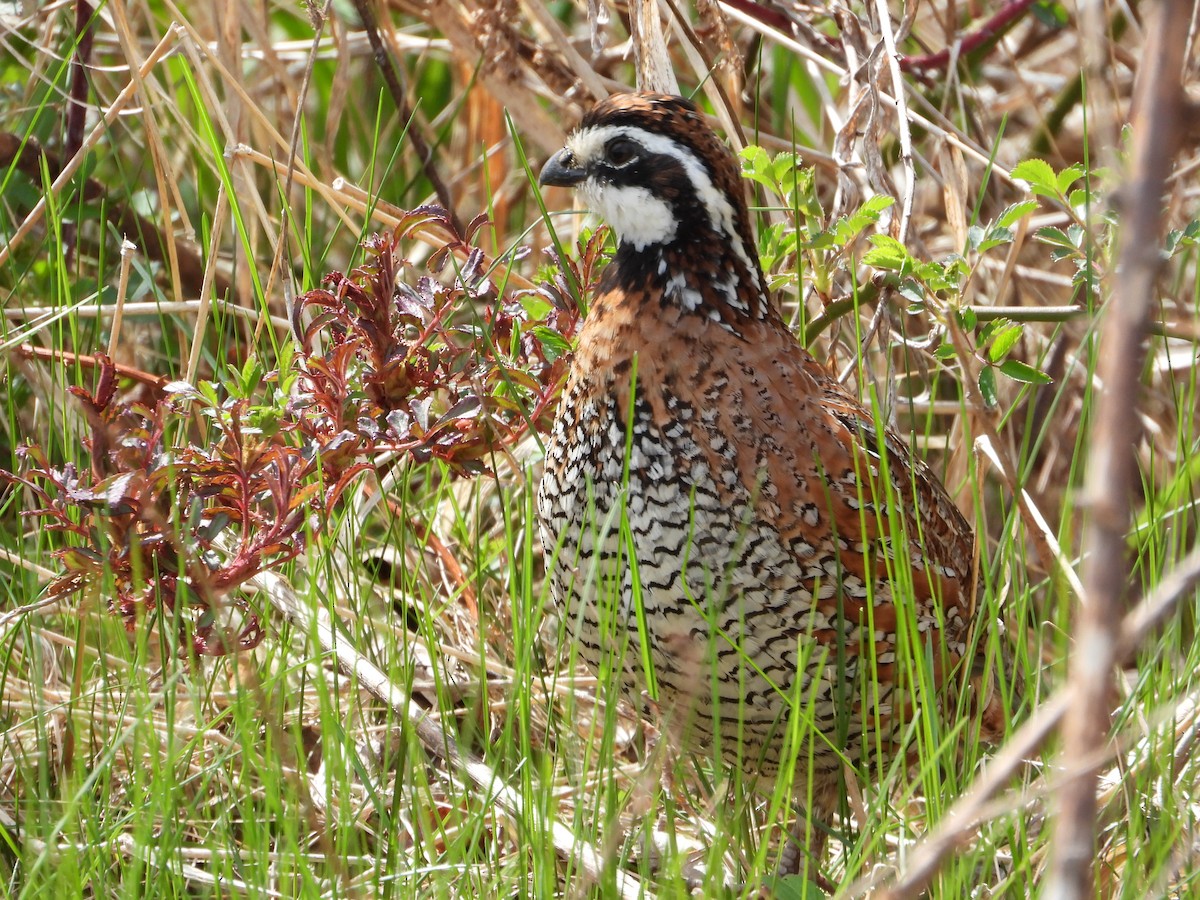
(643, 310, 972, 648)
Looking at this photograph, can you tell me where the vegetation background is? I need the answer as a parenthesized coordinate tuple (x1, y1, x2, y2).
(0, 0, 1197, 897)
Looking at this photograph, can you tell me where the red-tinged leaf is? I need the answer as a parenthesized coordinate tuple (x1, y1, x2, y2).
(203, 505, 249, 521)
(398, 206, 453, 243)
(443, 394, 482, 421)
(102, 471, 142, 508)
(287, 482, 322, 513)
(427, 245, 450, 274)
(254, 541, 294, 559)
(460, 247, 484, 285)
(92, 354, 118, 410)
(386, 409, 411, 435)
(324, 463, 372, 507)
(463, 212, 490, 243)
(396, 282, 431, 320)
(411, 396, 433, 432)
(302, 310, 347, 348)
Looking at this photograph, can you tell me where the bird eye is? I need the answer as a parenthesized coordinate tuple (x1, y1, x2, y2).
(605, 139, 638, 167)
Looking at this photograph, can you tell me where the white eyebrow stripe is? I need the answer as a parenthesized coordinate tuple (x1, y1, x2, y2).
(564, 124, 763, 287)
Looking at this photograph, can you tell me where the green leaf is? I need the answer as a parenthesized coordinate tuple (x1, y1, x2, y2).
(977, 226, 1014, 253)
(861, 234, 911, 271)
(532, 326, 571, 363)
(766, 873, 829, 900)
(1011, 158, 1062, 198)
(987, 322, 1023, 362)
(836, 195, 897, 243)
(996, 200, 1039, 229)
(518, 294, 552, 319)
(978, 366, 998, 407)
(739, 146, 775, 190)
(1034, 225, 1077, 250)
(1056, 163, 1085, 195)
(898, 278, 925, 305)
(771, 151, 802, 187)
(1067, 188, 1092, 211)
(998, 358, 1053, 384)
(804, 230, 836, 250)
(1032, 0, 1069, 27)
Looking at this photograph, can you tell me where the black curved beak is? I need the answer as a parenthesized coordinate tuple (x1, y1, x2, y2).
(539, 149, 586, 188)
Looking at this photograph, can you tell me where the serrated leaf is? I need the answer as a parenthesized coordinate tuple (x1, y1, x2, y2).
(739, 145, 770, 172)
(1056, 163, 1085, 195)
(977, 231, 1013, 253)
(1035, 226, 1077, 250)
(1011, 158, 1057, 195)
(739, 146, 773, 188)
(1067, 188, 1092, 211)
(861, 194, 895, 216)
(987, 323, 1023, 362)
(996, 200, 1039, 229)
(771, 152, 801, 187)
(862, 235, 910, 271)
(998, 358, 1053, 384)
(805, 231, 836, 250)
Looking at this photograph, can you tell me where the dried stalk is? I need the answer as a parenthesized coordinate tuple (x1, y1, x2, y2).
(1044, 2, 1190, 897)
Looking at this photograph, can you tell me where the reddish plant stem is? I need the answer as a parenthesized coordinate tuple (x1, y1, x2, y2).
(16, 343, 171, 395)
(718, 0, 1039, 74)
(901, 0, 1038, 71)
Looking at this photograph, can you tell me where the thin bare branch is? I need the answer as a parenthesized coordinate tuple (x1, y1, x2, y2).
(1045, 2, 1191, 897)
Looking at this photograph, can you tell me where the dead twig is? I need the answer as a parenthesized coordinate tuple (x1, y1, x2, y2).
(1044, 3, 1190, 897)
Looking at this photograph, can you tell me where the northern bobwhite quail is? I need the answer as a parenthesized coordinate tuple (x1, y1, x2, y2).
(536, 92, 1003, 863)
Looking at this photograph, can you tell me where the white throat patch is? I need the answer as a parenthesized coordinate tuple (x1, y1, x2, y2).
(580, 182, 677, 250)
